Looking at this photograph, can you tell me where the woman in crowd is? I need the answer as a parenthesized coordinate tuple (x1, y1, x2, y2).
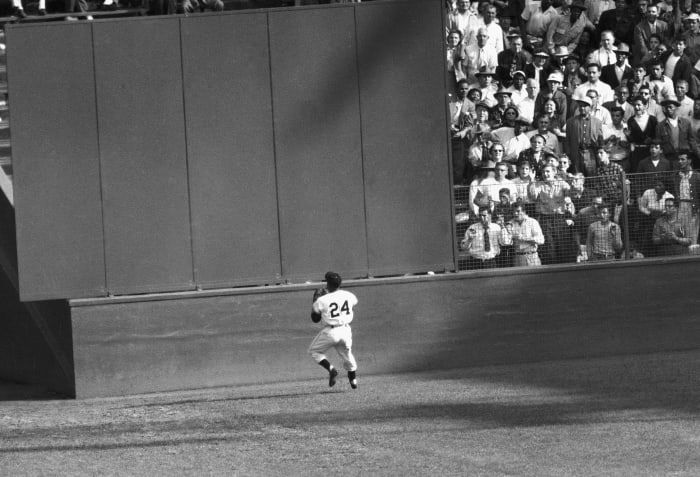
(627, 94, 658, 173)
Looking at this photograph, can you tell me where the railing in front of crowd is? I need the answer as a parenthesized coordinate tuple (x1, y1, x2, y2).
(454, 170, 700, 270)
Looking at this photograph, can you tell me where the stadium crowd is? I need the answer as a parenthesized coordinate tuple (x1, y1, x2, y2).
(447, 0, 700, 269)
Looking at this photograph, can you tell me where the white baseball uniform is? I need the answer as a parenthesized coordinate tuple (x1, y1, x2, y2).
(308, 289, 358, 371)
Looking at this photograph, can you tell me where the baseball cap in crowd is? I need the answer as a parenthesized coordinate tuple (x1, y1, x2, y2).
(685, 12, 700, 21)
(495, 86, 512, 96)
(476, 67, 496, 77)
(575, 96, 592, 106)
(533, 48, 550, 58)
(512, 70, 526, 78)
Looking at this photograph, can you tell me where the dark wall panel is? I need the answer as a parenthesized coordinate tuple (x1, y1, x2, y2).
(269, 7, 368, 281)
(6, 24, 107, 301)
(356, 0, 454, 275)
(93, 19, 194, 295)
(181, 14, 281, 288)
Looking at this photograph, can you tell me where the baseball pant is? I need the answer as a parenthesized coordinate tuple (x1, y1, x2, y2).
(308, 325, 357, 371)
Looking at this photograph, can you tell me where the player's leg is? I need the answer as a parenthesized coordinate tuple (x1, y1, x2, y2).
(334, 329, 358, 389)
(308, 329, 339, 387)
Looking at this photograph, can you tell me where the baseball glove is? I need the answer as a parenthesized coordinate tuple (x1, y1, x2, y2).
(311, 287, 327, 323)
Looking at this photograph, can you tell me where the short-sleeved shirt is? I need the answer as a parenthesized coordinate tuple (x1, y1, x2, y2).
(312, 289, 358, 327)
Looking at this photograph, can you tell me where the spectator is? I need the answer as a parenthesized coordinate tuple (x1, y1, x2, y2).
(574, 193, 604, 256)
(473, 160, 518, 213)
(478, 4, 505, 52)
(627, 93, 659, 172)
(493, 187, 516, 223)
(574, 62, 614, 104)
(586, 204, 623, 260)
(565, 95, 604, 175)
(450, 79, 474, 185)
(638, 33, 669, 67)
(656, 98, 700, 167)
(546, 0, 595, 54)
(467, 125, 494, 181)
(447, 30, 466, 89)
(593, 142, 625, 208)
(653, 198, 692, 255)
(489, 89, 516, 128)
(673, 151, 700, 244)
(528, 164, 577, 264)
(569, 172, 598, 212)
(691, 97, 700, 133)
(520, 0, 559, 52)
(602, 85, 635, 122)
(526, 114, 560, 153)
(470, 67, 499, 107)
(525, 48, 552, 89)
(469, 159, 497, 215)
(675, 80, 695, 120)
(600, 43, 634, 91)
(586, 30, 618, 67)
(462, 29, 499, 83)
(598, 0, 636, 47)
(636, 138, 674, 175)
(461, 206, 512, 269)
(512, 160, 536, 213)
(557, 154, 575, 182)
(500, 118, 531, 163)
(627, 63, 650, 99)
(633, 3, 671, 66)
(518, 132, 548, 176)
(535, 70, 568, 125)
(584, 0, 614, 26)
(517, 78, 539, 124)
(505, 70, 528, 105)
(497, 35, 531, 87)
(561, 53, 587, 108)
(645, 59, 675, 104)
(681, 13, 700, 62)
(447, 0, 481, 46)
(638, 180, 675, 256)
(660, 37, 696, 94)
(586, 88, 612, 126)
(603, 106, 632, 172)
(570, 28, 598, 67)
(506, 202, 545, 266)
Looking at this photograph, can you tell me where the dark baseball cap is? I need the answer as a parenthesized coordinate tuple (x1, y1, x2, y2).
(324, 271, 342, 287)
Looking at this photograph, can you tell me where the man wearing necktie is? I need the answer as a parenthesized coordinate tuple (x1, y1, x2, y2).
(587, 30, 617, 67)
(460, 207, 511, 269)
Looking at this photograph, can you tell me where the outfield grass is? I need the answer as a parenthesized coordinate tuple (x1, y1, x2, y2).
(2, 350, 700, 476)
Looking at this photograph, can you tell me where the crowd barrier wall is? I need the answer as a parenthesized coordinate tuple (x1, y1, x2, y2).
(69, 258, 700, 398)
(6, 0, 453, 301)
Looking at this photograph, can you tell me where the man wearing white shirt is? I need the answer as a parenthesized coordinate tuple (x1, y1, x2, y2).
(518, 78, 538, 125)
(520, 0, 559, 50)
(462, 27, 499, 83)
(574, 62, 614, 104)
(645, 60, 675, 104)
(446, 0, 480, 46)
(468, 67, 499, 107)
(586, 89, 612, 126)
(476, 4, 505, 52)
(602, 85, 635, 122)
(675, 80, 694, 120)
(587, 30, 617, 67)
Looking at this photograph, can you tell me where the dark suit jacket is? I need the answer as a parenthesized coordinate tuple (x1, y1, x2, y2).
(524, 63, 549, 91)
(659, 51, 695, 96)
(633, 20, 670, 64)
(655, 117, 700, 160)
(600, 64, 634, 90)
(496, 49, 531, 86)
(674, 171, 700, 211)
(636, 156, 673, 174)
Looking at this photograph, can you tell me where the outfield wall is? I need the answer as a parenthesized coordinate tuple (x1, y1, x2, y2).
(6, 0, 454, 302)
(69, 258, 700, 398)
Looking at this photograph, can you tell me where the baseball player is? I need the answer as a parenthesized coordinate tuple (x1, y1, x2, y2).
(309, 271, 359, 389)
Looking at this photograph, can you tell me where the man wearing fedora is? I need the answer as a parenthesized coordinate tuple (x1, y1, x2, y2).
(525, 48, 552, 90)
(600, 43, 633, 90)
(656, 97, 700, 165)
(470, 66, 499, 107)
(489, 88, 515, 128)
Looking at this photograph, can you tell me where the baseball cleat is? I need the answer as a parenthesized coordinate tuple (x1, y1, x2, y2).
(350, 378, 357, 389)
(328, 368, 338, 387)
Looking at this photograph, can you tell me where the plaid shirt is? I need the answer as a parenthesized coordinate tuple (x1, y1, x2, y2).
(596, 162, 624, 205)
